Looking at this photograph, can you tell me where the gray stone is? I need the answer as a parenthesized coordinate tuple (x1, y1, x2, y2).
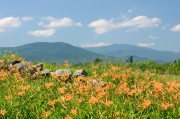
(87, 79, 106, 87)
(11, 59, 21, 65)
(40, 69, 50, 76)
(55, 69, 72, 77)
(9, 64, 13, 69)
(32, 63, 43, 71)
(14, 63, 25, 70)
(73, 69, 88, 77)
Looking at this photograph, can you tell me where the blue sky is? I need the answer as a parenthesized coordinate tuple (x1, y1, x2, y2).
(0, 0, 180, 52)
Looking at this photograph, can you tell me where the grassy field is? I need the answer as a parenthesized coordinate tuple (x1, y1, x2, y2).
(0, 55, 180, 119)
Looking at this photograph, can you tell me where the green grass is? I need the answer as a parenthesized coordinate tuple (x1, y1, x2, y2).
(1, 55, 180, 119)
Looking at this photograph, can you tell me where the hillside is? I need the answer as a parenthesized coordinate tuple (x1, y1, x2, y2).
(84, 44, 179, 63)
(0, 42, 109, 64)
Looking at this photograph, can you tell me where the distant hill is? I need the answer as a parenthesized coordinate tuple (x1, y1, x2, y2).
(0, 42, 178, 64)
(0, 42, 110, 64)
(84, 44, 179, 63)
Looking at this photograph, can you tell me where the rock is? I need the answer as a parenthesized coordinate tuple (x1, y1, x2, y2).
(24, 62, 32, 67)
(32, 63, 43, 71)
(40, 69, 50, 76)
(55, 69, 72, 77)
(87, 79, 106, 87)
(98, 81, 107, 87)
(11, 59, 21, 65)
(90, 79, 99, 86)
(73, 69, 88, 77)
(14, 63, 25, 70)
(50, 72, 55, 75)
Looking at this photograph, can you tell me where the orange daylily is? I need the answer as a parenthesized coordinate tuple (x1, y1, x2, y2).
(41, 110, 52, 118)
(48, 100, 57, 106)
(64, 60, 69, 67)
(104, 100, 113, 107)
(93, 65, 99, 69)
(45, 82, 54, 89)
(89, 96, 98, 104)
(153, 82, 163, 93)
(64, 115, 72, 119)
(20, 85, 30, 91)
(64, 93, 72, 101)
(5, 95, 12, 100)
(142, 100, 151, 108)
(57, 87, 66, 94)
(71, 107, 78, 115)
(0, 110, 7, 115)
(161, 103, 173, 110)
(18, 91, 25, 96)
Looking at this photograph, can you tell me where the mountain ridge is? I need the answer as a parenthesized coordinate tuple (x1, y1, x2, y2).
(0, 42, 179, 64)
(84, 44, 179, 63)
(0, 42, 108, 64)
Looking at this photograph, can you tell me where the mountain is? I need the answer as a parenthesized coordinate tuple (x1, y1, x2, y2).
(0, 42, 110, 64)
(84, 44, 179, 63)
(0, 42, 178, 64)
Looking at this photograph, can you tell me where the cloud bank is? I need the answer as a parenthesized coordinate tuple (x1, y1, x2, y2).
(42, 17, 73, 28)
(88, 18, 118, 34)
(28, 29, 55, 37)
(89, 16, 161, 34)
(171, 24, 180, 32)
(81, 42, 111, 47)
(137, 43, 154, 47)
(0, 17, 21, 28)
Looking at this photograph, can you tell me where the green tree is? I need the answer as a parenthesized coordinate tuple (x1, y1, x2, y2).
(126, 56, 133, 63)
(93, 58, 102, 64)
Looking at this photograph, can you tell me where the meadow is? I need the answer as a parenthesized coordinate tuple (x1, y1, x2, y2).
(0, 53, 180, 119)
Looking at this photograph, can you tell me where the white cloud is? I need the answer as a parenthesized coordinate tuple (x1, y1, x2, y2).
(42, 17, 73, 28)
(28, 29, 55, 37)
(0, 28, 5, 32)
(0, 17, 21, 28)
(137, 43, 154, 47)
(88, 18, 119, 34)
(21, 16, 33, 21)
(126, 28, 138, 33)
(81, 42, 111, 48)
(119, 16, 161, 28)
(148, 35, 157, 39)
(76, 22, 83, 26)
(128, 9, 134, 13)
(161, 24, 169, 30)
(89, 16, 161, 34)
(171, 24, 180, 32)
(38, 21, 44, 26)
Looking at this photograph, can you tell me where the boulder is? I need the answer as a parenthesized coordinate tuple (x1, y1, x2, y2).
(87, 79, 106, 87)
(73, 69, 88, 77)
(11, 59, 21, 65)
(32, 63, 43, 71)
(55, 69, 72, 77)
(40, 69, 50, 76)
(14, 63, 25, 70)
